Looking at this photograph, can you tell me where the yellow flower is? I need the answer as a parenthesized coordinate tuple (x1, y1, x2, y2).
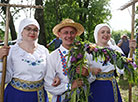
(126, 58, 133, 62)
(89, 44, 96, 51)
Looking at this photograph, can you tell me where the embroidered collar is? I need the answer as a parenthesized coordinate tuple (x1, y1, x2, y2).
(11, 44, 44, 66)
(58, 45, 69, 76)
(59, 45, 69, 55)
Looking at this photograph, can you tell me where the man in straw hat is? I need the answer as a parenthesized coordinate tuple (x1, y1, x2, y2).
(44, 18, 94, 102)
(117, 34, 130, 57)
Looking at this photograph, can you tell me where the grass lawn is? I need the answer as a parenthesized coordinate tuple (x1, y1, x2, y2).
(118, 76, 138, 102)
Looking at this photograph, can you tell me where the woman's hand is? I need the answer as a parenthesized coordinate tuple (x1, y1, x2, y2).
(52, 76, 61, 87)
(76, 66, 89, 76)
(90, 68, 101, 75)
(0, 46, 10, 59)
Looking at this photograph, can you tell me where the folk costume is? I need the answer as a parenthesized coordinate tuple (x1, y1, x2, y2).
(88, 24, 123, 102)
(45, 45, 70, 102)
(0, 18, 49, 102)
(44, 19, 95, 102)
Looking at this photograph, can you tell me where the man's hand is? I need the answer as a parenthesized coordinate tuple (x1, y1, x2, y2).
(129, 39, 136, 49)
(71, 78, 83, 90)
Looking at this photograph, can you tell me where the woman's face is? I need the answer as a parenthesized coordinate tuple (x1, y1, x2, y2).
(97, 26, 111, 45)
(21, 24, 39, 42)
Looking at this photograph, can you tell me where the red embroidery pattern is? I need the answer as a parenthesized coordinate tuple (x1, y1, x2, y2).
(58, 49, 68, 76)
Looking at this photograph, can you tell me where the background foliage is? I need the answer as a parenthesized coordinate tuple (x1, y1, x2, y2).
(0, 0, 138, 101)
(0, 0, 111, 46)
(44, 0, 111, 44)
(0, 0, 138, 46)
(112, 30, 131, 44)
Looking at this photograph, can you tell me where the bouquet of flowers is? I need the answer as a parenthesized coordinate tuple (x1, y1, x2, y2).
(64, 40, 90, 102)
(85, 43, 138, 84)
(64, 39, 138, 102)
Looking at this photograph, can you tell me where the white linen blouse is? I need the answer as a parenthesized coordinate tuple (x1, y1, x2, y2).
(0, 43, 49, 83)
(89, 44, 124, 73)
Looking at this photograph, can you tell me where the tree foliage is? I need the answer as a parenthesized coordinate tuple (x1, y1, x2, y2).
(0, 0, 112, 46)
(35, 0, 46, 46)
(44, 0, 111, 44)
(135, 5, 138, 33)
(0, 0, 17, 40)
(0, 0, 37, 41)
(112, 30, 131, 44)
(0, 29, 4, 41)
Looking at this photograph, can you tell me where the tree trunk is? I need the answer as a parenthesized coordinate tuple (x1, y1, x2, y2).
(1, 0, 17, 40)
(78, 0, 89, 41)
(9, 13, 17, 40)
(35, 0, 46, 46)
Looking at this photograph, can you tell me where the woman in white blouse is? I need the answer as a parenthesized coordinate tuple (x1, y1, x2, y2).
(88, 24, 136, 102)
(88, 24, 123, 102)
(0, 18, 49, 102)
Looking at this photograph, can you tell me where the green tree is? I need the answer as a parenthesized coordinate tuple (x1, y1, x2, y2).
(135, 5, 138, 33)
(0, 0, 17, 40)
(44, 0, 111, 44)
(112, 30, 131, 44)
(0, 0, 112, 46)
(0, 29, 4, 41)
(35, 0, 47, 46)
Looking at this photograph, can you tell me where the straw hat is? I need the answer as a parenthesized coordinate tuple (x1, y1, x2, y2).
(121, 34, 128, 39)
(53, 19, 84, 37)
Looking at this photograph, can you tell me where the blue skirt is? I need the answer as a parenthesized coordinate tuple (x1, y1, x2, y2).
(88, 80, 122, 102)
(4, 83, 49, 102)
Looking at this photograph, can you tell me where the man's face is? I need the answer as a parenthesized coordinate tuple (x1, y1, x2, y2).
(122, 36, 127, 40)
(58, 26, 77, 49)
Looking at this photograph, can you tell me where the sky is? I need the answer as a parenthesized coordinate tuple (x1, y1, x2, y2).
(109, 0, 137, 31)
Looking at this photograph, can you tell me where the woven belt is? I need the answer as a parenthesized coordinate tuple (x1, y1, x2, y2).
(96, 70, 118, 102)
(96, 70, 114, 80)
(10, 78, 45, 102)
(10, 78, 44, 92)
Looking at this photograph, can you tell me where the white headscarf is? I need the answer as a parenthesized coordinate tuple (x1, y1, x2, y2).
(93, 24, 124, 54)
(16, 18, 40, 44)
(94, 24, 112, 43)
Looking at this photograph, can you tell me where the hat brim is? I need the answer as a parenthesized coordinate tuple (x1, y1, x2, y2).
(53, 23, 84, 37)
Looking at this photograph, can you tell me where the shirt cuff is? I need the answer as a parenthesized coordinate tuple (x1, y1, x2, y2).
(65, 83, 71, 90)
(61, 83, 71, 95)
(87, 72, 96, 83)
(87, 72, 92, 78)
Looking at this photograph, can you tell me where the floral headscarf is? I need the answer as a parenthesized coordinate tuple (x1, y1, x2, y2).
(94, 24, 112, 43)
(16, 18, 40, 44)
